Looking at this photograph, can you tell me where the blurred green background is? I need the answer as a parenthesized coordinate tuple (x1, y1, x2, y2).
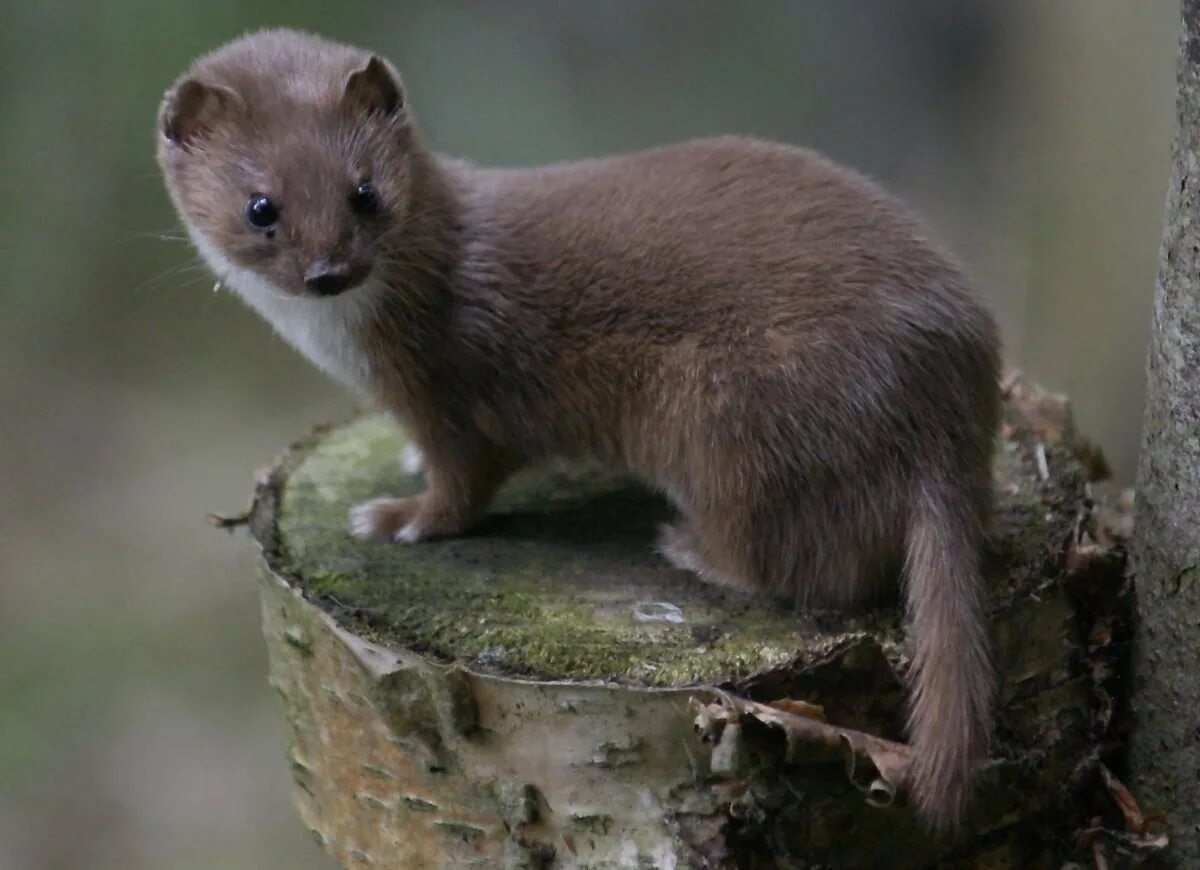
(0, 2, 1176, 867)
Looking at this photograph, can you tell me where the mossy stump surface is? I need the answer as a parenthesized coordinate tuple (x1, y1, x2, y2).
(249, 380, 1129, 869)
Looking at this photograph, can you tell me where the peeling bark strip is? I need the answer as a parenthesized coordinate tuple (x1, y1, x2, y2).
(249, 379, 1130, 868)
(1130, 3, 1200, 865)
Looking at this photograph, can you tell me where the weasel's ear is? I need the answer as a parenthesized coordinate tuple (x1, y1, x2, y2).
(344, 56, 405, 118)
(159, 79, 239, 149)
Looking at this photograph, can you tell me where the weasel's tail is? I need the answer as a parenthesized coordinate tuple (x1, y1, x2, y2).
(902, 479, 993, 832)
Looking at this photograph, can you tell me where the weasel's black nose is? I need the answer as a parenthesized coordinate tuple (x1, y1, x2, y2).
(305, 264, 354, 297)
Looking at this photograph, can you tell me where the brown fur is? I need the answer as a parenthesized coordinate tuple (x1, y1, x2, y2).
(157, 29, 1001, 831)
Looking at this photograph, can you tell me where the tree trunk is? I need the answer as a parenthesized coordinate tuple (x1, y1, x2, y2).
(245, 377, 1130, 868)
(1130, 3, 1200, 864)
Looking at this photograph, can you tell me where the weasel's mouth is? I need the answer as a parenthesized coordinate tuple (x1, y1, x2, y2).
(304, 263, 370, 298)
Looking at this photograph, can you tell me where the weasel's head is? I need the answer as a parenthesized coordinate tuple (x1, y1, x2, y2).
(157, 30, 416, 299)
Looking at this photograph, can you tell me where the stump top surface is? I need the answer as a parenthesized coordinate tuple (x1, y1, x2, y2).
(254, 384, 1080, 688)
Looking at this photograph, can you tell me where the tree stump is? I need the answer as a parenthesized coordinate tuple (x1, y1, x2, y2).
(246, 378, 1129, 869)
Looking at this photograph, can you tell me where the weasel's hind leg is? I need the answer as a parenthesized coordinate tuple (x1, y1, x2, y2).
(656, 521, 705, 574)
(660, 492, 896, 610)
(656, 518, 755, 592)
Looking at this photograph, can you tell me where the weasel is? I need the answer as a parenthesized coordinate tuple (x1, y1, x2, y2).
(157, 28, 1000, 831)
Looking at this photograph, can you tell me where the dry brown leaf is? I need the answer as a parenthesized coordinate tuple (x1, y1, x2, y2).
(692, 690, 913, 808)
(1089, 623, 1113, 648)
(1143, 813, 1168, 830)
(1005, 376, 1070, 443)
(1066, 538, 1102, 575)
(1137, 832, 1169, 849)
(766, 698, 826, 721)
(1091, 488, 1135, 547)
(1100, 764, 1144, 834)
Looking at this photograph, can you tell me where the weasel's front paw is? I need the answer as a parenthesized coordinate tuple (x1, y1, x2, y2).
(348, 496, 425, 543)
(348, 495, 467, 543)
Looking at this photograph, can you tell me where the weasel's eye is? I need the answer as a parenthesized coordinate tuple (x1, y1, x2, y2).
(350, 182, 380, 216)
(245, 194, 279, 229)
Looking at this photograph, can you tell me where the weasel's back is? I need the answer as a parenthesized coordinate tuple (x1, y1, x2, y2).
(462, 136, 982, 348)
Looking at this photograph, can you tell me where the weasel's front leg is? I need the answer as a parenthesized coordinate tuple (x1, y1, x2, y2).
(348, 442, 514, 543)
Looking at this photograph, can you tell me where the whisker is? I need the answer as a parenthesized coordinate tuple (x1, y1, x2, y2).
(115, 230, 194, 246)
(128, 261, 211, 296)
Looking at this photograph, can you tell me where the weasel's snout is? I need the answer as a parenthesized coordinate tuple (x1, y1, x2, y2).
(305, 261, 365, 297)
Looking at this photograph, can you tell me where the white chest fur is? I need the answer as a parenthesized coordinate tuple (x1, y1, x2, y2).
(190, 233, 379, 392)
